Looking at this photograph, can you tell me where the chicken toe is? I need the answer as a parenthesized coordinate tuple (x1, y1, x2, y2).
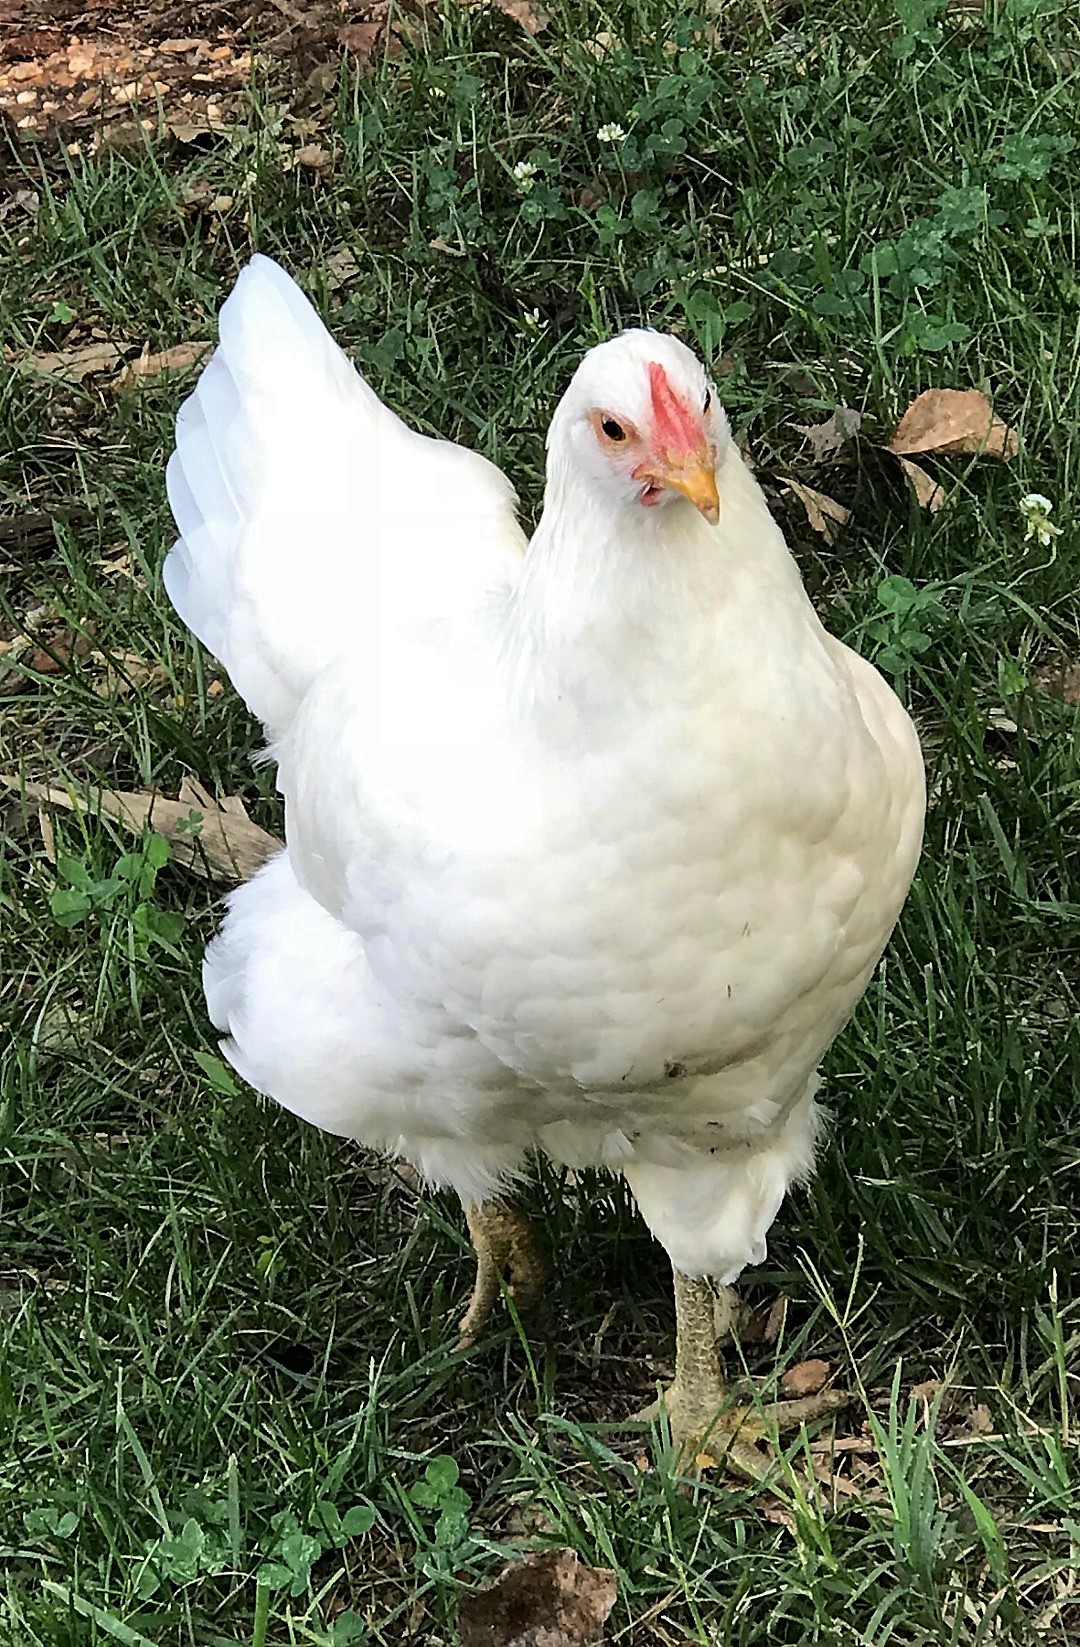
(457, 1198, 548, 1347)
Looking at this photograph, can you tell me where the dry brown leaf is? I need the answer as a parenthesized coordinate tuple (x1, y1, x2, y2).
(1032, 659, 1080, 705)
(37, 807, 57, 864)
(295, 143, 332, 171)
(734, 1291, 788, 1345)
(582, 31, 618, 59)
(970, 1402, 994, 1434)
(0, 1265, 70, 1305)
(24, 644, 59, 675)
(18, 624, 93, 675)
(307, 62, 339, 94)
(888, 388, 1018, 460)
(1, 29, 65, 60)
(818, 1436, 877, 1455)
(491, 0, 551, 34)
(457, 1548, 617, 1647)
(36, 1003, 87, 1055)
(167, 120, 211, 142)
(792, 405, 862, 463)
(0, 188, 39, 221)
(97, 552, 139, 584)
(763, 1294, 789, 1343)
(576, 180, 607, 213)
(909, 1379, 962, 1422)
(895, 455, 946, 512)
(780, 478, 850, 544)
(87, 649, 167, 698)
(505, 1498, 561, 1537)
(324, 246, 360, 291)
(781, 1359, 830, 1398)
(910, 1379, 946, 1406)
(808, 1456, 864, 1501)
(338, 22, 388, 59)
(10, 341, 122, 383)
(758, 1493, 797, 1530)
(0, 775, 280, 884)
(115, 341, 211, 388)
(165, 107, 232, 142)
(337, 22, 405, 61)
(54, 1131, 132, 1179)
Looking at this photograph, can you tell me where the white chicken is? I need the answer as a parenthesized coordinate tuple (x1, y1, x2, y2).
(165, 255, 924, 1467)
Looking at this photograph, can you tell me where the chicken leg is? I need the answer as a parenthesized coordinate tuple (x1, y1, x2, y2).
(457, 1199, 548, 1347)
(649, 1267, 850, 1478)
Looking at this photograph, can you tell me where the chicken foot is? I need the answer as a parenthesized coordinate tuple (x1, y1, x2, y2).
(644, 1267, 851, 1480)
(457, 1198, 548, 1347)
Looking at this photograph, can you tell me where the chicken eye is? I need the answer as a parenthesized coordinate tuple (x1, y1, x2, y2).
(601, 417, 626, 442)
(703, 388, 712, 414)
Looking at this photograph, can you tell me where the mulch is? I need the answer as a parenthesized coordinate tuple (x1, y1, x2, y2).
(0, 0, 413, 150)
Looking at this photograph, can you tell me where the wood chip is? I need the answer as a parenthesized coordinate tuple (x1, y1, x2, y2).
(0, 775, 280, 884)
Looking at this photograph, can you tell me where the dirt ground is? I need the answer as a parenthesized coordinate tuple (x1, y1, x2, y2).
(0, 0, 428, 151)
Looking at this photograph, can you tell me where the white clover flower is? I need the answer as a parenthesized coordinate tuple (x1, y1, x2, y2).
(511, 159, 539, 191)
(596, 122, 625, 144)
(1019, 492, 1063, 547)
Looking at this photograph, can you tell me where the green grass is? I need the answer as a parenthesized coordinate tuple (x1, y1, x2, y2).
(2, 1, 1080, 1641)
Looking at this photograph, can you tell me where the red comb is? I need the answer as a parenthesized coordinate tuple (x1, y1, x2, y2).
(648, 362, 702, 456)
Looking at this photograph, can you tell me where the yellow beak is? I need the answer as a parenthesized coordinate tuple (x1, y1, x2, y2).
(667, 461, 721, 525)
(639, 457, 721, 525)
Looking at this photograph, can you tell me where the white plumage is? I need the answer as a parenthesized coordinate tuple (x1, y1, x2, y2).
(166, 255, 923, 1448)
